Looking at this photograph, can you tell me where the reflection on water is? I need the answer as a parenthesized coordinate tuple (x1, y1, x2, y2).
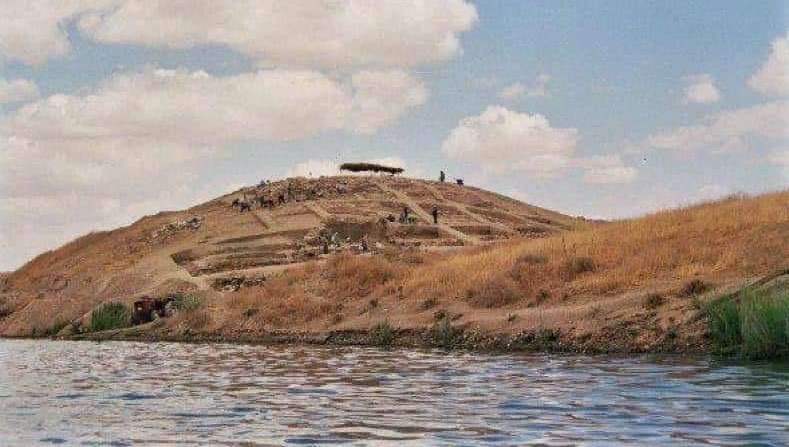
(0, 340, 787, 446)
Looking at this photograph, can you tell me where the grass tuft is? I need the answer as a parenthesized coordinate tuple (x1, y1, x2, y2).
(171, 293, 206, 312)
(90, 302, 131, 332)
(706, 283, 788, 359)
(644, 293, 665, 309)
(681, 279, 711, 297)
(370, 320, 396, 348)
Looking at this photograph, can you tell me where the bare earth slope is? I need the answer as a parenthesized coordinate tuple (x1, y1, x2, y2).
(0, 176, 579, 337)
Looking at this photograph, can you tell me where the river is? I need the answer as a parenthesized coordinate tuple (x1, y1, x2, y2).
(0, 339, 787, 446)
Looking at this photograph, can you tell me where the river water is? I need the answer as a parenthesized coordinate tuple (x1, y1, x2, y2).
(0, 340, 787, 446)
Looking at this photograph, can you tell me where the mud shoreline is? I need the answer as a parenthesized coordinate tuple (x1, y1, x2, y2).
(6, 324, 708, 355)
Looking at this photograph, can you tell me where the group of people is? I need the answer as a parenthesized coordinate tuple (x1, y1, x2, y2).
(230, 179, 302, 213)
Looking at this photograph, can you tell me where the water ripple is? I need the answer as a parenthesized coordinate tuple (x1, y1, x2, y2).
(0, 340, 787, 446)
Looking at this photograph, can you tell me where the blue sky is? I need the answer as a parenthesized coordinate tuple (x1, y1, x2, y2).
(0, 1, 787, 270)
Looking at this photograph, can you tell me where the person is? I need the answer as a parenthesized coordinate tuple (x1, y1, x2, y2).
(439, 170, 446, 182)
(399, 206, 410, 224)
(431, 206, 439, 224)
(278, 193, 286, 205)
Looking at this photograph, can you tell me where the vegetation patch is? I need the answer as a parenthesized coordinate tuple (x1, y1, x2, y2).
(464, 277, 521, 308)
(171, 293, 207, 313)
(705, 282, 788, 359)
(89, 302, 131, 332)
(431, 317, 462, 348)
(644, 293, 665, 309)
(563, 256, 596, 279)
(370, 320, 396, 348)
(681, 279, 711, 297)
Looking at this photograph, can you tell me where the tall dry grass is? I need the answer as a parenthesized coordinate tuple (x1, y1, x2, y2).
(403, 191, 789, 303)
(218, 191, 787, 329)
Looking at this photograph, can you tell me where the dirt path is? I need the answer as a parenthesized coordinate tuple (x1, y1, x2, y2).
(304, 202, 331, 221)
(251, 209, 277, 231)
(375, 180, 480, 245)
(423, 183, 515, 234)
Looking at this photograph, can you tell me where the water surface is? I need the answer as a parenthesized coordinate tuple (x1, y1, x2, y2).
(0, 339, 787, 446)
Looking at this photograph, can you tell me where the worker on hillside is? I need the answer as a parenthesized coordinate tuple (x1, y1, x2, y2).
(439, 170, 446, 182)
(432, 206, 439, 224)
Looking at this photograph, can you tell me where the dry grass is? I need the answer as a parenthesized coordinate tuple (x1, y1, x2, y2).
(403, 191, 788, 303)
(202, 191, 788, 333)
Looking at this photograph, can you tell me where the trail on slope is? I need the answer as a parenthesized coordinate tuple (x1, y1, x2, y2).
(374, 180, 480, 245)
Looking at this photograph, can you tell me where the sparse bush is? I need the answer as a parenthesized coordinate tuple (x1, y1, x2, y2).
(431, 316, 461, 348)
(464, 277, 521, 308)
(506, 313, 517, 322)
(368, 298, 379, 309)
(420, 298, 437, 310)
(644, 293, 665, 309)
(681, 279, 711, 297)
(516, 254, 548, 265)
(563, 256, 596, 279)
(370, 320, 395, 348)
(38, 320, 69, 337)
(706, 283, 789, 359)
(89, 302, 131, 332)
(325, 254, 399, 297)
(536, 289, 551, 303)
(172, 293, 206, 312)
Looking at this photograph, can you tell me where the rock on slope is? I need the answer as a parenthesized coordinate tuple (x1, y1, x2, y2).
(0, 176, 580, 336)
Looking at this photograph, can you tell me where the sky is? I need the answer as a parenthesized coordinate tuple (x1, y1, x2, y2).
(0, 0, 787, 270)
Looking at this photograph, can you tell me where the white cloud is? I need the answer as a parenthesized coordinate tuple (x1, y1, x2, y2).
(579, 155, 638, 184)
(682, 74, 721, 105)
(498, 83, 526, 101)
(441, 106, 578, 177)
(749, 32, 789, 96)
(1, 1, 477, 68)
(347, 71, 427, 133)
(0, 78, 40, 105)
(646, 101, 789, 152)
(2, 67, 425, 146)
(74, 0, 476, 69)
(0, 0, 117, 65)
(497, 74, 551, 101)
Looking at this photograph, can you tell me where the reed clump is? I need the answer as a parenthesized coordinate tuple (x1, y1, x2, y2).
(706, 282, 789, 360)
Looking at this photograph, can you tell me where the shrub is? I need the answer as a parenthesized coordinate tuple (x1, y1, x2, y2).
(370, 320, 395, 348)
(420, 298, 437, 310)
(89, 302, 131, 332)
(706, 283, 788, 359)
(431, 317, 461, 348)
(681, 279, 711, 297)
(464, 277, 521, 308)
(516, 254, 548, 265)
(536, 289, 551, 304)
(644, 293, 665, 309)
(35, 320, 69, 337)
(172, 293, 206, 312)
(563, 256, 596, 279)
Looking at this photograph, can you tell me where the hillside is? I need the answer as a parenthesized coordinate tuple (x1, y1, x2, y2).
(0, 175, 579, 337)
(1, 180, 786, 354)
